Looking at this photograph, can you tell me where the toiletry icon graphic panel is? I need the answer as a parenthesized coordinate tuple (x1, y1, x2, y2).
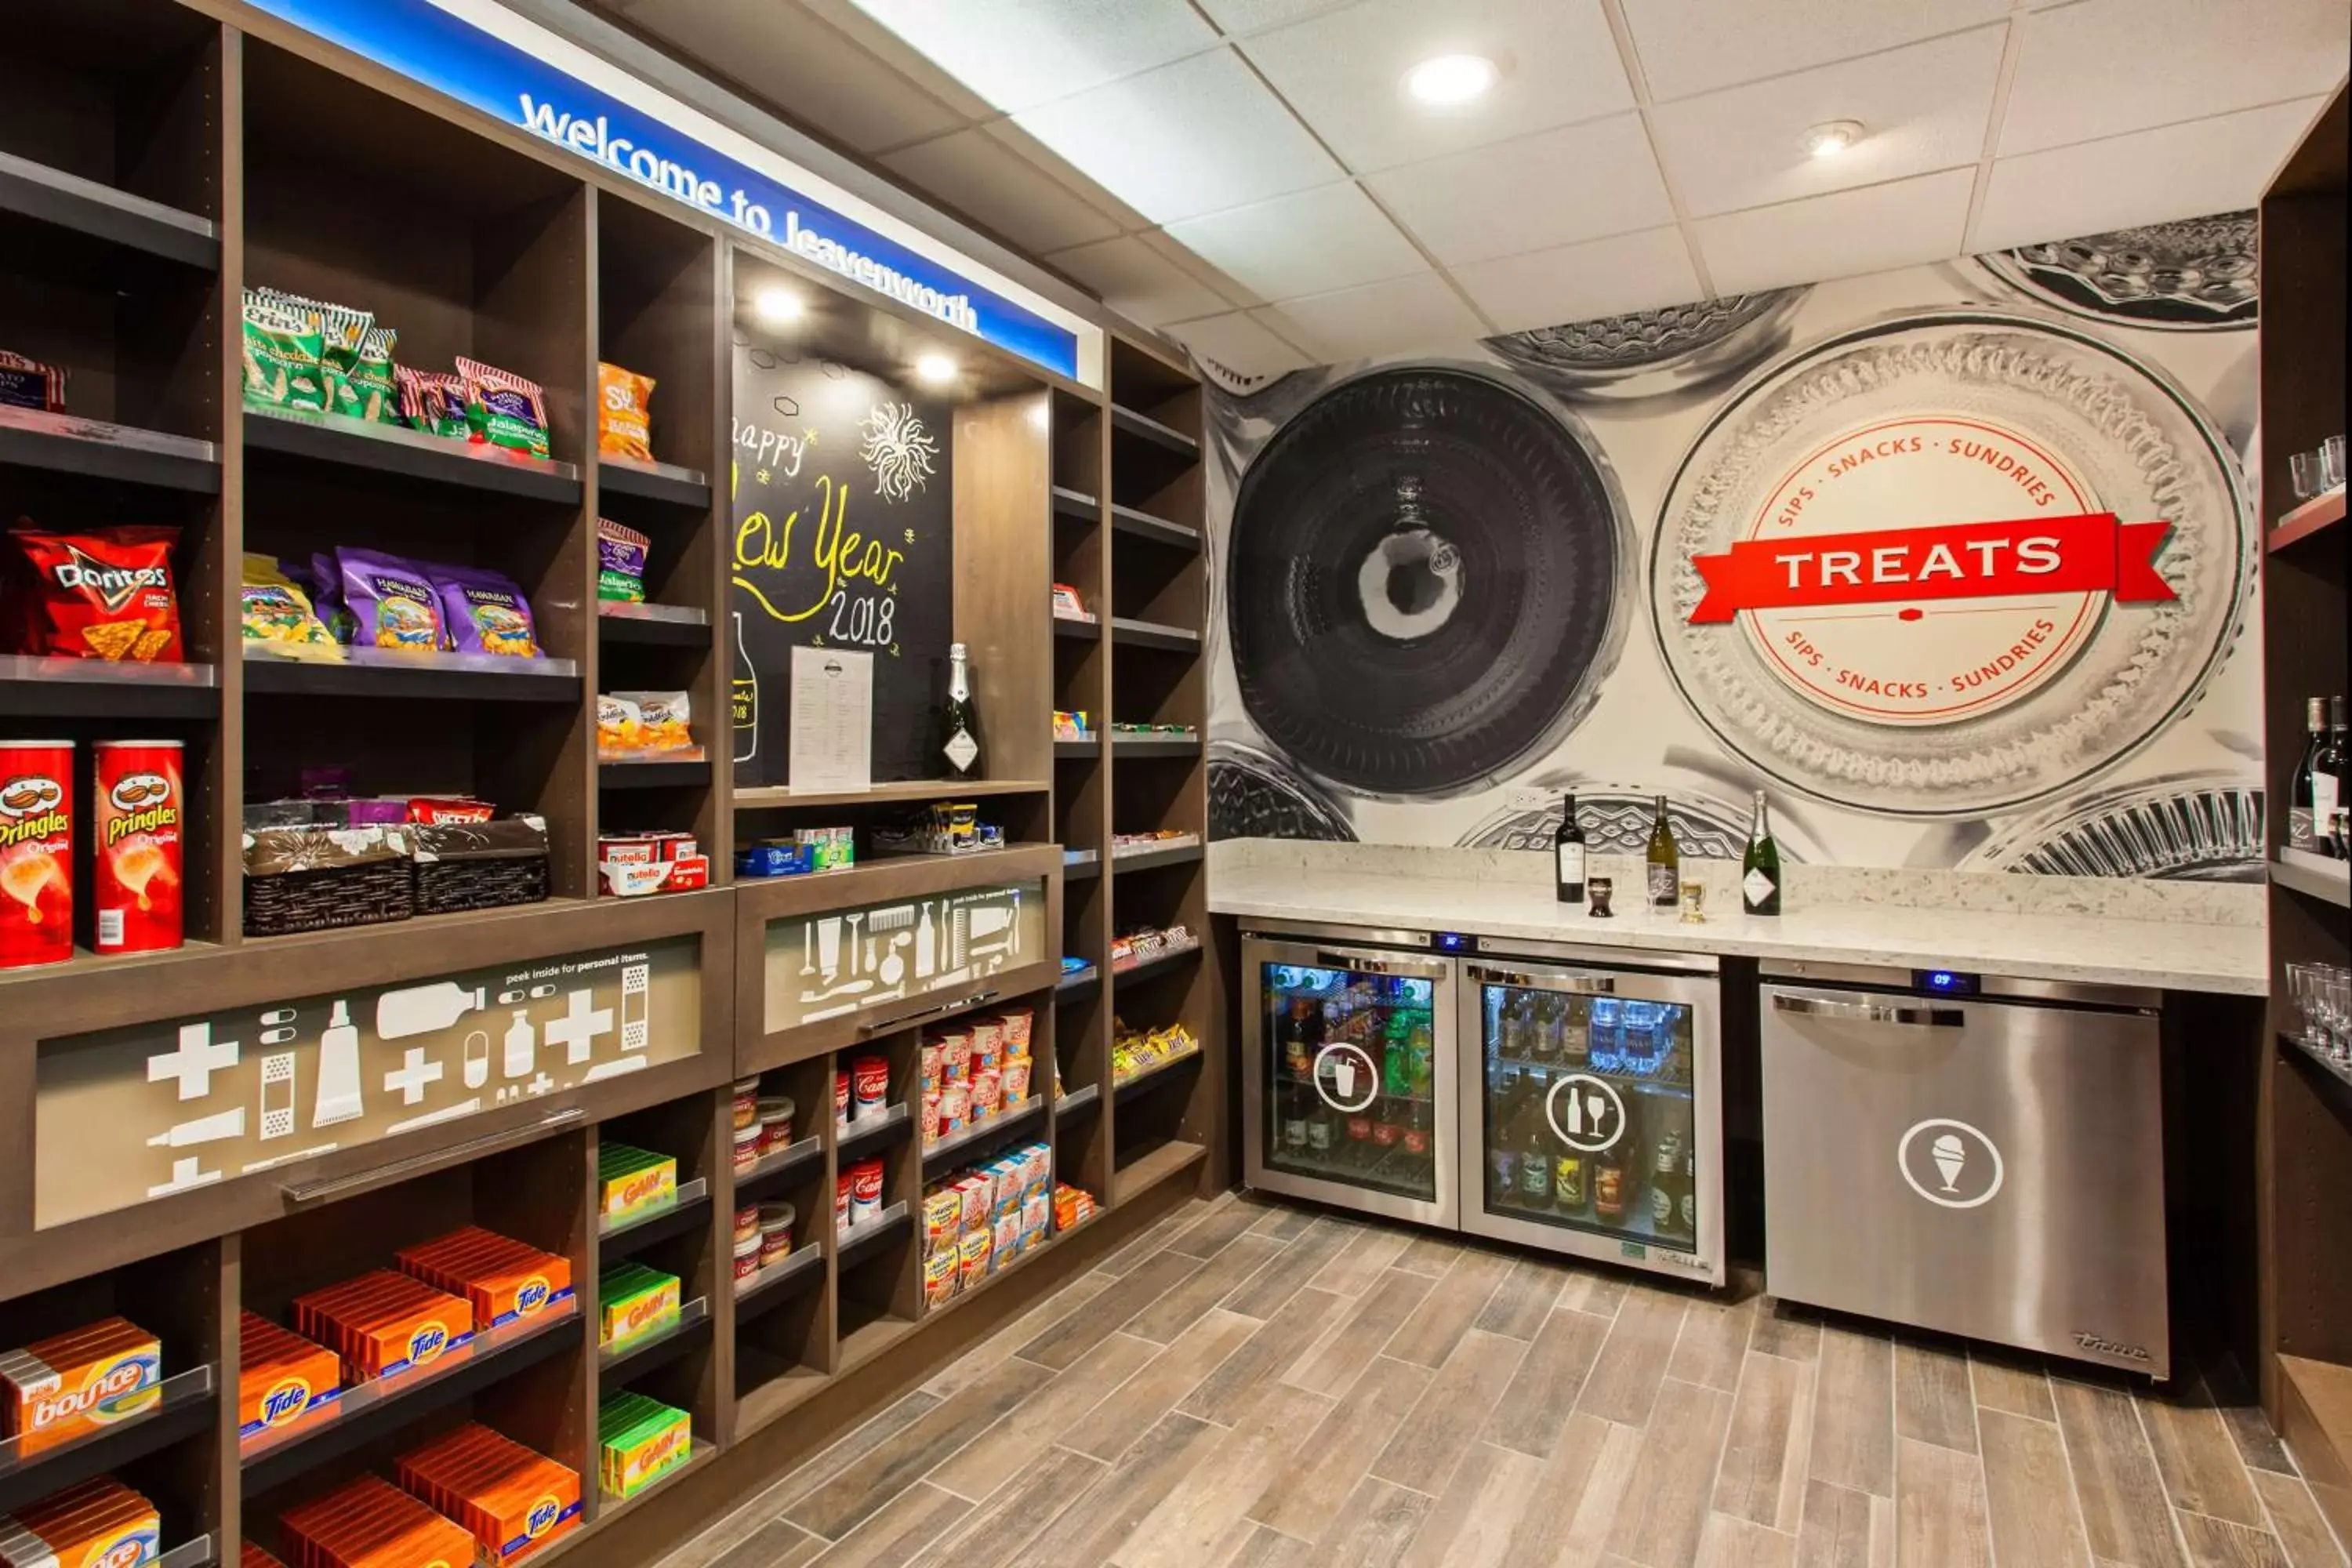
(31, 937, 701, 1231)
(761, 881, 1044, 1033)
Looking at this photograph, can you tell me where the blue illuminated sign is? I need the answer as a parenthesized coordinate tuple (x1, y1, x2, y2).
(243, 0, 1081, 379)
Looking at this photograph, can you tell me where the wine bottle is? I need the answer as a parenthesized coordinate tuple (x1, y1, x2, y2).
(2317, 695, 2347, 859)
(939, 641, 982, 779)
(1645, 794, 1679, 909)
(1554, 793, 1587, 905)
(1742, 790, 1782, 916)
(2292, 697, 2326, 851)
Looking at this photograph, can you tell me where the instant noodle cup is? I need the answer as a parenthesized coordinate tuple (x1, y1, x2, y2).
(937, 1082, 970, 1137)
(970, 1018, 1004, 1066)
(757, 1203, 795, 1267)
(833, 1067, 850, 1125)
(939, 1033, 973, 1082)
(1002, 1058, 1033, 1105)
(998, 1007, 1034, 1052)
(920, 1090, 941, 1144)
(919, 1042, 942, 1092)
(971, 1068, 1003, 1120)
(597, 363, 656, 463)
(92, 739, 182, 955)
(0, 740, 72, 971)
(834, 1172, 851, 1227)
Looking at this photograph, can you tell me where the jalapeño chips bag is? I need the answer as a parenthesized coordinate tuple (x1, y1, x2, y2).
(456, 355, 550, 459)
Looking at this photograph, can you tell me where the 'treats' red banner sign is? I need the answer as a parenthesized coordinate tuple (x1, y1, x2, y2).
(1688, 513, 2176, 624)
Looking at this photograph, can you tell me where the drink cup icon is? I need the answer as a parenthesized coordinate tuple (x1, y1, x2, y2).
(1331, 1056, 1356, 1099)
(1931, 1132, 1967, 1192)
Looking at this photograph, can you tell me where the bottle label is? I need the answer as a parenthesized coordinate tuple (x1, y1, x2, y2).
(1647, 865, 1677, 905)
(2316, 777, 2342, 841)
(1557, 844, 1585, 887)
(943, 729, 978, 771)
(1743, 869, 1777, 909)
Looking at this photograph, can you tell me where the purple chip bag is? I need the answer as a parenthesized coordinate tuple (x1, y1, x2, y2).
(338, 547, 445, 652)
(429, 563, 542, 658)
(308, 552, 355, 644)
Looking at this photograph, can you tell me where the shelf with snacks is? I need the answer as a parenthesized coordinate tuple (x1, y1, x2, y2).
(1112, 837, 1205, 874)
(243, 405, 583, 504)
(732, 779, 1051, 812)
(920, 1095, 1047, 1178)
(242, 647, 583, 702)
(0, 653, 220, 718)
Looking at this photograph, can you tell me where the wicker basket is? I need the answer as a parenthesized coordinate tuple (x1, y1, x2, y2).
(243, 825, 416, 938)
(412, 816, 550, 916)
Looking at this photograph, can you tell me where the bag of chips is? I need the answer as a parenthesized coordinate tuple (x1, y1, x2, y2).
(240, 291, 327, 412)
(597, 363, 655, 463)
(334, 325, 400, 424)
(337, 547, 445, 651)
(307, 552, 357, 644)
(241, 554, 343, 661)
(9, 526, 183, 662)
(612, 690, 691, 752)
(429, 564, 541, 658)
(597, 693, 644, 754)
(395, 365, 468, 438)
(1, 349, 67, 413)
(597, 520, 648, 603)
(456, 355, 550, 459)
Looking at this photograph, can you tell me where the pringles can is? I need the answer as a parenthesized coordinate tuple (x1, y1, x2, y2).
(93, 739, 183, 953)
(0, 739, 74, 969)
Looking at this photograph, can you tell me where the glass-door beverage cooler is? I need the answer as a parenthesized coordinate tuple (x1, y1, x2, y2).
(1455, 945, 1725, 1284)
(1240, 928, 1457, 1228)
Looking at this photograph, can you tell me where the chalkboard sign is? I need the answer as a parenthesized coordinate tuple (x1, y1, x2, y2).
(729, 341, 954, 786)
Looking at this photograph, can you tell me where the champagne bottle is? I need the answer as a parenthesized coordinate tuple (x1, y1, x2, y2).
(1645, 794, 1679, 908)
(939, 641, 982, 779)
(1553, 793, 1587, 905)
(1742, 789, 1782, 916)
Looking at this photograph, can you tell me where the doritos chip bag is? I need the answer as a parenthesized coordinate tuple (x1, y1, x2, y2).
(9, 526, 183, 662)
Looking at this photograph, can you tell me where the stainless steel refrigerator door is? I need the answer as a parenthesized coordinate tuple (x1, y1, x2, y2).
(1761, 986, 2168, 1376)
(1242, 935, 1457, 1228)
(1454, 958, 1725, 1285)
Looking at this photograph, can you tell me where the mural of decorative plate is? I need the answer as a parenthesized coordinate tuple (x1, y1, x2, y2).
(1977, 214, 2257, 332)
(1965, 774, 2263, 880)
(1650, 309, 2252, 819)
(1228, 364, 1628, 800)
(1208, 739, 1357, 842)
(1481, 289, 1806, 402)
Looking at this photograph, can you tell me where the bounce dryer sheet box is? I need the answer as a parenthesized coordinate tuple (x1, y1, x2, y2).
(281, 1472, 476, 1568)
(0, 1475, 161, 1568)
(396, 1228, 574, 1329)
(0, 1316, 162, 1457)
(397, 1422, 582, 1565)
(292, 1270, 475, 1382)
(238, 1311, 342, 1439)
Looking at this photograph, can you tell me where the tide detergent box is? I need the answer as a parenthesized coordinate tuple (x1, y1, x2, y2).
(397, 1423, 582, 1565)
(598, 1392, 690, 1498)
(0, 1317, 162, 1457)
(596, 1144, 677, 1220)
(292, 1271, 474, 1382)
(279, 1473, 475, 1568)
(241, 1546, 288, 1568)
(237, 1312, 341, 1439)
(0, 1475, 161, 1568)
(395, 1229, 573, 1329)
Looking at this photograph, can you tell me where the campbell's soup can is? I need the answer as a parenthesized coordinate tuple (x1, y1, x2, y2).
(93, 740, 183, 953)
(0, 740, 74, 969)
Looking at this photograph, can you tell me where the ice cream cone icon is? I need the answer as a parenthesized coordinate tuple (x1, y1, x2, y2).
(1931, 1132, 1967, 1192)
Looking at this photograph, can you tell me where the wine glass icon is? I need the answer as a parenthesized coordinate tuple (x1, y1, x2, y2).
(1931, 1132, 1967, 1192)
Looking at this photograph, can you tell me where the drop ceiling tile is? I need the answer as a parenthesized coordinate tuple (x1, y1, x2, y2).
(1163, 183, 1428, 302)
(1135, 228, 1266, 310)
(1450, 227, 1703, 333)
(1620, 0, 2012, 102)
(797, 0, 1000, 122)
(1650, 27, 2005, 219)
(1044, 235, 1232, 325)
(1974, 98, 2324, 252)
(1012, 49, 1344, 224)
(1238, 0, 1633, 173)
(982, 121, 1156, 234)
(880, 129, 1124, 253)
(1162, 311, 1314, 380)
(2001, 0, 2350, 154)
(1364, 114, 1673, 266)
(1693, 167, 1975, 293)
(845, 0, 1218, 113)
(619, 0, 967, 153)
(1261, 272, 1486, 361)
(1193, 0, 1360, 36)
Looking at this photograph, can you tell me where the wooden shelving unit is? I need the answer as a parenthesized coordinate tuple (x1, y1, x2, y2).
(2253, 86, 2352, 1546)
(0, 2, 1213, 1564)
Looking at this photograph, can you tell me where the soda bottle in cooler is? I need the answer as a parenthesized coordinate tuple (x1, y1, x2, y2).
(1517, 1066, 1553, 1209)
(1487, 1067, 1522, 1199)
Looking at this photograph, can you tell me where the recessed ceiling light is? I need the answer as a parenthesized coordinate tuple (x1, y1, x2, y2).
(753, 286, 803, 324)
(914, 354, 957, 387)
(1802, 120, 1864, 158)
(1403, 53, 1497, 107)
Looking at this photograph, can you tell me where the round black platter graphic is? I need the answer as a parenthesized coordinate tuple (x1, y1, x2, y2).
(1228, 365, 1626, 799)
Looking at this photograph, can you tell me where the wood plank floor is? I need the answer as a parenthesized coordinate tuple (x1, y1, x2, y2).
(657, 1194, 2349, 1568)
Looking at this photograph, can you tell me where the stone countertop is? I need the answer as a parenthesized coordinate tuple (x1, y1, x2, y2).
(1207, 863, 2267, 995)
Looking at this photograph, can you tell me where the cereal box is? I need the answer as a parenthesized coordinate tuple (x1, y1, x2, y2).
(0, 1316, 162, 1457)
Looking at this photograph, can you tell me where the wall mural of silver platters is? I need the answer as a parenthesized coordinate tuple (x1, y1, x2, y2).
(1976, 214, 2257, 332)
(1650, 308, 2254, 820)
(1481, 288, 1807, 405)
(1962, 772, 2264, 880)
(1454, 777, 1821, 866)
(1226, 363, 1629, 800)
(1207, 739, 1357, 842)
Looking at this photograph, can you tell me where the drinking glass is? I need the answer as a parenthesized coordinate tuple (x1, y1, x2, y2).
(2287, 963, 2314, 1042)
(2326, 969, 2351, 1062)
(2323, 434, 2347, 492)
(2289, 450, 2324, 501)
